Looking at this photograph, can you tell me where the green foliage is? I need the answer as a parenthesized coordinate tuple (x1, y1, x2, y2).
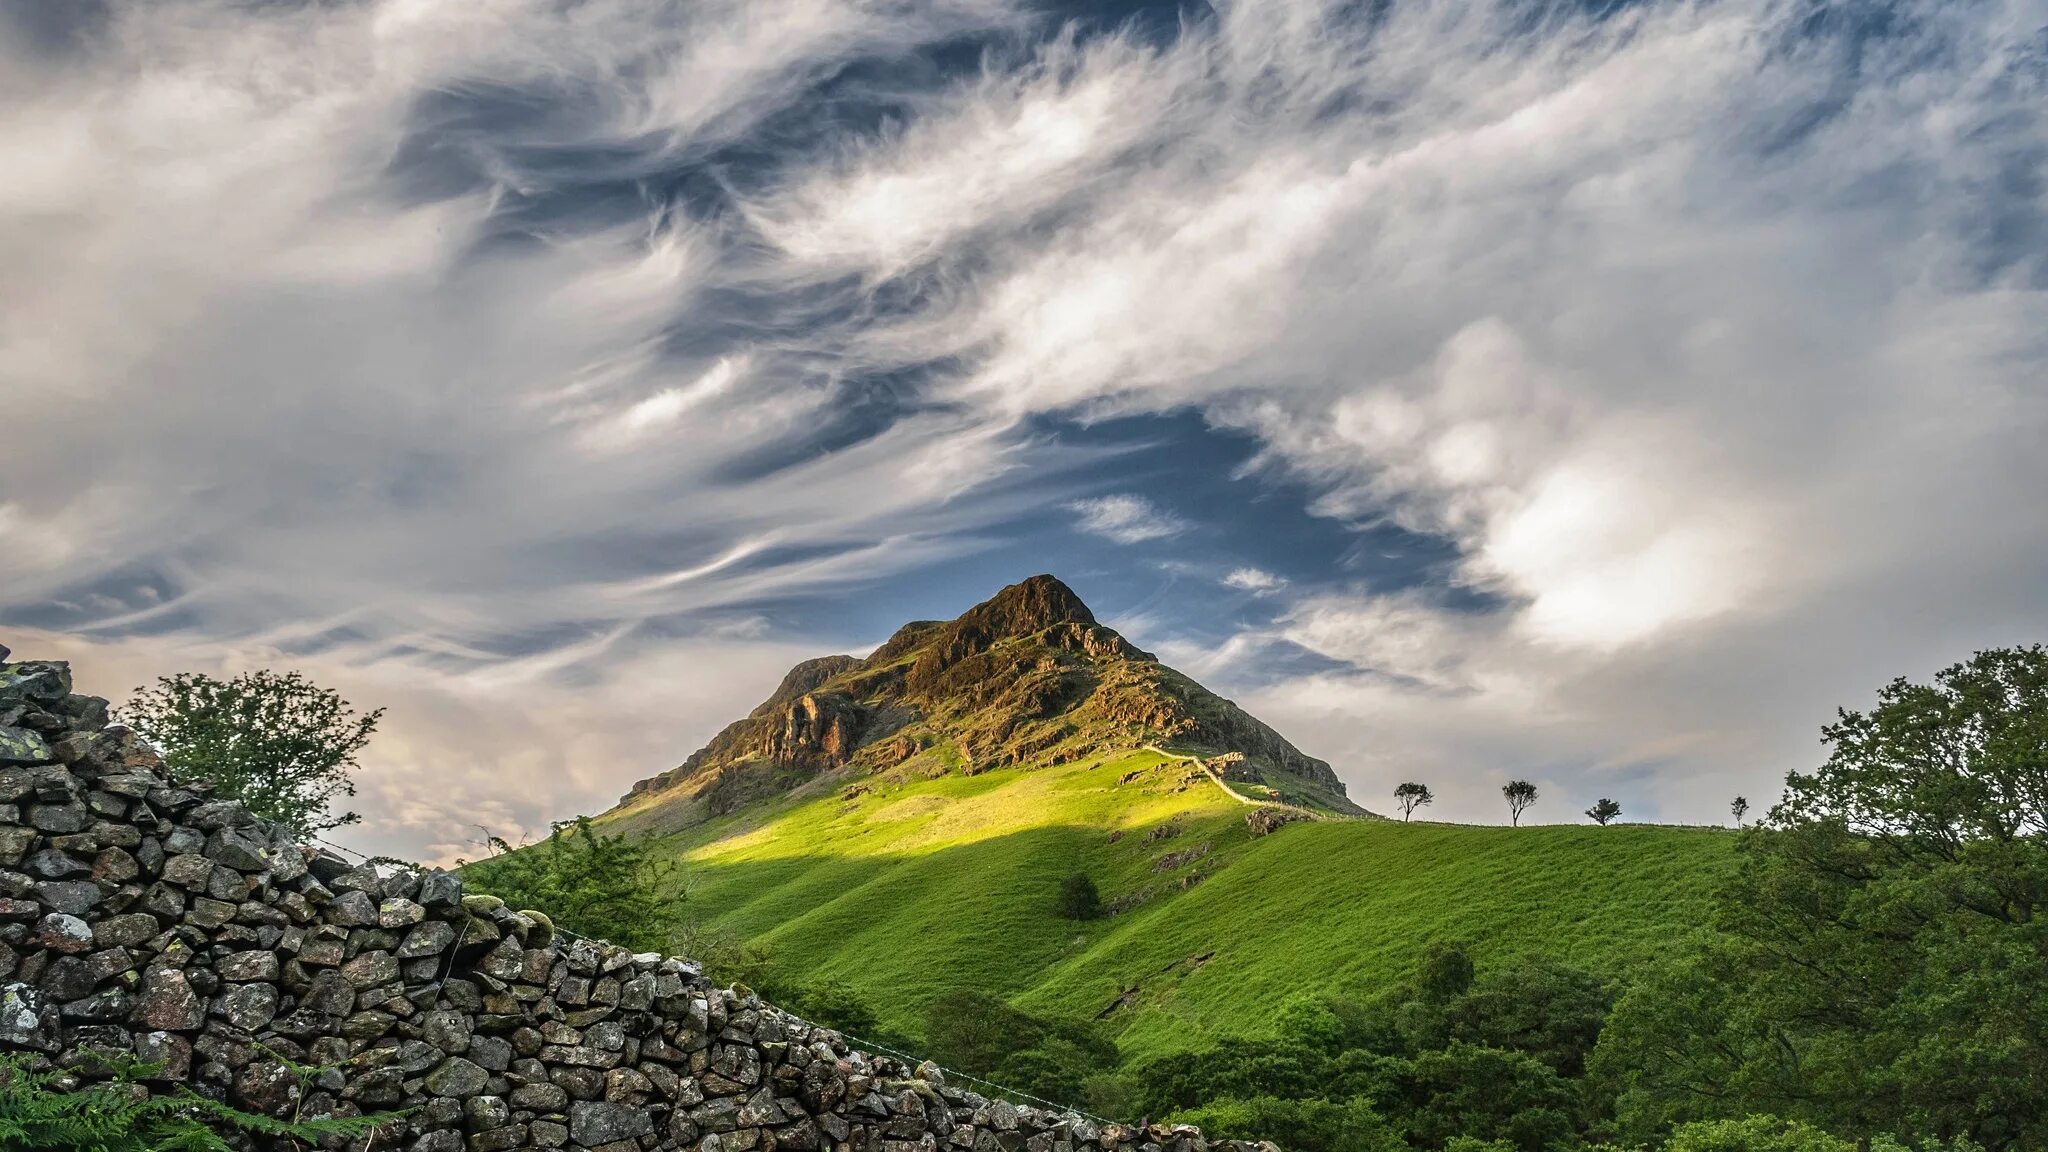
(124, 669, 381, 837)
(1058, 872, 1103, 920)
(1586, 799, 1621, 825)
(1173, 1096, 1405, 1152)
(1596, 646, 2048, 1150)
(0, 1052, 390, 1152)
(460, 817, 686, 953)
(1661, 1115, 1856, 1152)
(1395, 782, 1434, 821)
(773, 979, 884, 1040)
(1417, 941, 1476, 1003)
(1128, 948, 1611, 1151)
(919, 989, 1118, 1109)
(1502, 781, 1538, 826)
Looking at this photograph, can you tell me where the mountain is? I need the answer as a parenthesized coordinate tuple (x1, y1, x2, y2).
(586, 576, 1737, 1063)
(608, 574, 1363, 834)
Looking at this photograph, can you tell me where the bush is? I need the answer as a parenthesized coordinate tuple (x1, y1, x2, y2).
(1663, 1115, 1856, 1152)
(459, 817, 686, 953)
(1058, 872, 1103, 920)
(1171, 1096, 1404, 1152)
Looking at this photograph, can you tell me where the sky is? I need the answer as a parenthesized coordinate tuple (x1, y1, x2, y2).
(2, 0, 2044, 864)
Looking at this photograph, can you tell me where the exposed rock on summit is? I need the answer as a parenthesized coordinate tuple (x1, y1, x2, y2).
(614, 575, 1360, 831)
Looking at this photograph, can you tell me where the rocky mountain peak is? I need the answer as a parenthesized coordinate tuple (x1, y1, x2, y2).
(612, 575, 1360, 831)
(966, 574, 1096, 634)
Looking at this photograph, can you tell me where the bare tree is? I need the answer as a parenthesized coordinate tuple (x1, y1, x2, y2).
(1503, 780, 1538, 826)
(1394, 782, 1434, 822)
(1731, 795, 1750, 826)
(1586, 798, 1621, 825)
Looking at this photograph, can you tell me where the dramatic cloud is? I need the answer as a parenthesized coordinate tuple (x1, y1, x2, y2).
(4, 0, 2044, 854)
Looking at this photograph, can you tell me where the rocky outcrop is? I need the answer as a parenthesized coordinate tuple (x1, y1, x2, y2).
(0, 648, 1269, 1152)
(616, 577, 1364, 824)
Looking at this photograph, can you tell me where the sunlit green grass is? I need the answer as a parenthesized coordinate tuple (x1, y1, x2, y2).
(649, 750, 1738, 1061)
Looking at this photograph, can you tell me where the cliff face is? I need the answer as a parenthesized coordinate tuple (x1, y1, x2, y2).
(0, 648, 1271, 1152)
(615, 576, 1360, 829)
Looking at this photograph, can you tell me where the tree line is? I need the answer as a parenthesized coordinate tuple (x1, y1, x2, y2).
(1392, 780, 1753, 829)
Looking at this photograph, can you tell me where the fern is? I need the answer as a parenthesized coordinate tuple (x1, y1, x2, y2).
(0, 1052, 396, 1152)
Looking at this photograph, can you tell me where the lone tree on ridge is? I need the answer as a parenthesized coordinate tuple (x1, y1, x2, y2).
(1503, 780, 1538, 826)
(1394, 781, 1434, 821)
(1731, 795, 1750, 826)
(1586, 798, 1622, 825)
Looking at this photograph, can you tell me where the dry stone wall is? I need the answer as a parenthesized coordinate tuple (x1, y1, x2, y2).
(0, 650, 1267, 1152)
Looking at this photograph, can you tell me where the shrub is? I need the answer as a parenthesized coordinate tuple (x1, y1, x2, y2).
(1058, 872, 1103, 920)
(460, 817, 686, 953)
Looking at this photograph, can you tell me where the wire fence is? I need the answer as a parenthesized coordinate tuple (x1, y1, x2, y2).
(304, 834, 1130, 1129)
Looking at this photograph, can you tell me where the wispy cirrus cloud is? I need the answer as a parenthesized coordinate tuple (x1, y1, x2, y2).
(1223, 568, 1287, 593)
(1067, 494, 1189, 544)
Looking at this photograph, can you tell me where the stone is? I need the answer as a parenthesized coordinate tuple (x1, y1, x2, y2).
(570, 1100, 654, 1146)
(397, 919, 457, 958)
(88, 911, 160, 948)
(340, 949, 399, 989)
(469, 1033, 513, 1072)
(24, 849, 90, 879)
(132, 966, 206, 1030)
(377, 897, 425, 927)
(162, 853, 216, 889)
(424, 1056, 490, 1098)
(186, 897, 236, 928)
(205, 827, 275, 873)
(28, 801, 90, 833)
(0, 726, 54, 767)
(422, 1009, 472, 1054)
(418, 870, 463, 908)
(217, 949, 280, 982)
(737, 1085, 789, 1126)
(31, 912, 94, 954)
(327, 888, 380, 926)
(133, 1029, 193, 1079)
(510, 1081, 570, 1111)
(35, 880, 103, 915)
(216, 982, 279, 1030)
(1, 981, 57, 1049)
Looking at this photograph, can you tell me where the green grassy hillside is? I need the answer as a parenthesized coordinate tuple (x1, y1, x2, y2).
(643, 747, 1737, 1063)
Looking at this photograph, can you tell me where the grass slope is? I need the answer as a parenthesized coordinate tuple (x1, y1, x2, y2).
(643, 749, 1737, 1062)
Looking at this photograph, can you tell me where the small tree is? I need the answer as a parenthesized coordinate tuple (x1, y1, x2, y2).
(1394, 782, 1435, 822)
(461, 818, 687, 953)
(125, 670, 382, 837)
(1059, 872, 1103, 920)
(1731, 795, 1750, 826)
(1586, 798, 1622, 825)
(1503, 780, 1538, 826)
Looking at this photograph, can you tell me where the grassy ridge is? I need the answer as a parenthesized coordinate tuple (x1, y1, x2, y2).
(646, 749, 1738, 1061)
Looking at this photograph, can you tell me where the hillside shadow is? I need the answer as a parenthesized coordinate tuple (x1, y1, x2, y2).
(659, 818, 1739, 1060)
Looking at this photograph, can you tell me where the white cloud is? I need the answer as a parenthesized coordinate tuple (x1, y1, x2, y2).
(1067, 495, 1189, 544)
(1223, 568, 1286, 593)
